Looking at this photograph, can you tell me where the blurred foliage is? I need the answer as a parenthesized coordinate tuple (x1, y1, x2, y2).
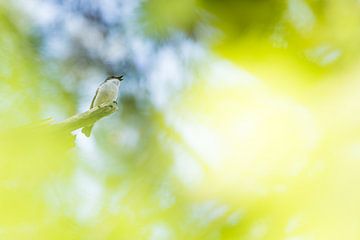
(143, 0, 360, 93)
(1, 0, 360, 239)
(141, 0, 200, 37)
(0, 4, 76, 239)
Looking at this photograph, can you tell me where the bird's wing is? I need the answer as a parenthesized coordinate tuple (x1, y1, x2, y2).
(90, 80, 108, 109)
(90, 89, 98, 109)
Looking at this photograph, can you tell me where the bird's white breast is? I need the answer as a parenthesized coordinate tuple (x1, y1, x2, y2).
(93, 80, 120, 107)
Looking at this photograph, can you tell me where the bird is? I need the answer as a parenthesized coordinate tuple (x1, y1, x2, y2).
(82, 75, 124, 137)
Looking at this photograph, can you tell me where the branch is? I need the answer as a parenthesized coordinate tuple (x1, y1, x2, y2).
(53, 102, 118, 132)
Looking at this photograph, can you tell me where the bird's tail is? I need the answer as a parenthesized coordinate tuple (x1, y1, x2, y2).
(82, 125, 93, 137)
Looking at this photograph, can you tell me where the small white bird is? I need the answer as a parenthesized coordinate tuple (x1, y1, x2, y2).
(82, 75, 123, 137)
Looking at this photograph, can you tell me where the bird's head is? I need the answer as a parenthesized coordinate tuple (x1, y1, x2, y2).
(106, 75, 124, 82)
(105, 75, 124, 86)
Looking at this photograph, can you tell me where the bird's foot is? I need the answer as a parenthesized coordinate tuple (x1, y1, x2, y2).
(113, 101, 118, 105)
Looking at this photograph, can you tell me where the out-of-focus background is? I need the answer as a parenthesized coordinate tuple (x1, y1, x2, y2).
(1, 0, 360, 239)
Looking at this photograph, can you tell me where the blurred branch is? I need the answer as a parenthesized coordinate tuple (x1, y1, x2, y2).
(53, 102, 118, 132)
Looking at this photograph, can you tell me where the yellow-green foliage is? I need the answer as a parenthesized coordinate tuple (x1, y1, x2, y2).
(0, 6, 76, 239)
(2, 1, 360, 239)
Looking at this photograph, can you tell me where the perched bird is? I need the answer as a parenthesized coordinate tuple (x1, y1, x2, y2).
(82, 75, 123, 137)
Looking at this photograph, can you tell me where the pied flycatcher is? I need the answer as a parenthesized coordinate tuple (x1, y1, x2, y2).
(82, 75, 123, 137)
